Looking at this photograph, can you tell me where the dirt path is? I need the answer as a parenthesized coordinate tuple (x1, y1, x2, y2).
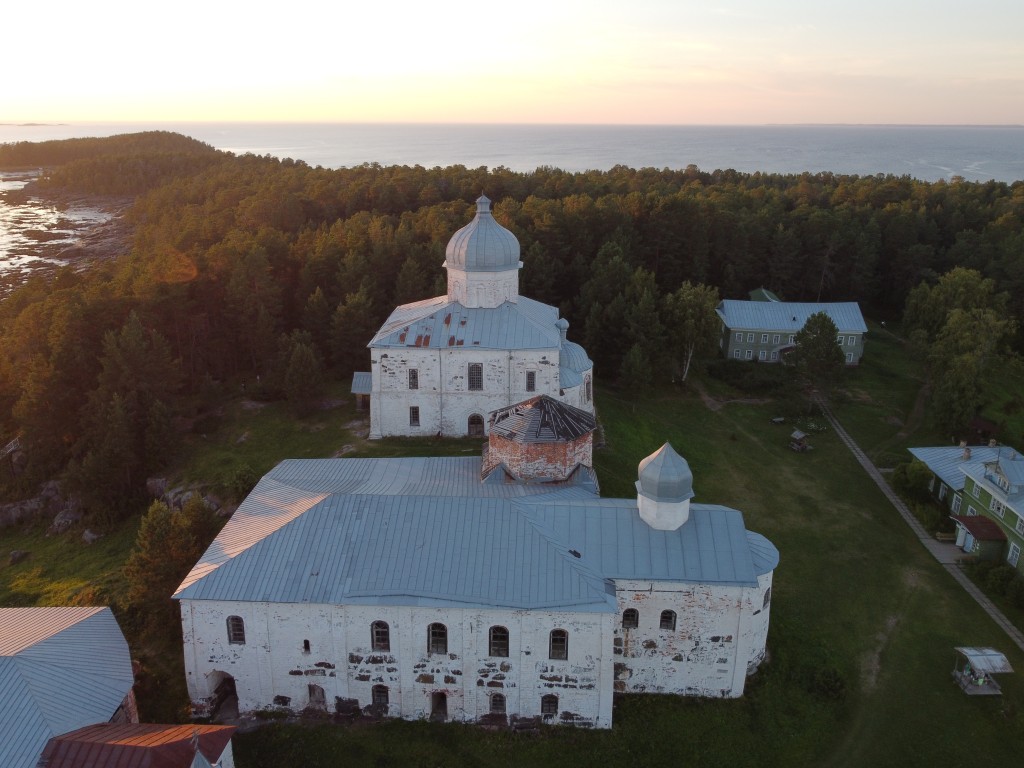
(896, 380, 930, 439)
(689, 378, 772, 412)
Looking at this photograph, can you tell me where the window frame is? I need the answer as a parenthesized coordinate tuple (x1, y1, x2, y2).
(468, 363, 483, 391)
(549, 629, 568, 660)
(490, 693, 507, 715)
(372, 684, 389, 708)
(734, 331, 742, 341)
(745, 349, 753, 360)
(408, 368, 418, 390)
(758, 350, 767, 361)
(659, 610, 676, 631)
(526, 371, 536, 392)
(409, 406, 420, 427)
(1009, 542, 1021, 568)
(371, 620, 391, 652)
(951, 494, 962, 513)
(489, 625, 510, 658)
(468, 413, 485, 437)
(541, 694, 559, 718)
(428, 622, 448, 654)
(760, 333, 769, 343)
(226, 615, 246, 645)
(732, 350, 741, 359)
(622, 608, 639, 629)
(746, 332, 754, 343)
(837, 335, 845, 345)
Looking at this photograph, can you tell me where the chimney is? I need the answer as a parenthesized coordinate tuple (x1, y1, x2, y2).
(963, 446, 972, 461)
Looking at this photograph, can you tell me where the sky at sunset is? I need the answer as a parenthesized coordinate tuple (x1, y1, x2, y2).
(4, 0, 1023, 125)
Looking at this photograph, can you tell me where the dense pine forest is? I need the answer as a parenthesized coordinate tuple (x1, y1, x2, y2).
(1, 131, 1022, 516)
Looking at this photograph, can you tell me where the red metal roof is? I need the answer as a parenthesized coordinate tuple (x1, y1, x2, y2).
(38, 723, 234, 768)
(951, 515, 1008, 541)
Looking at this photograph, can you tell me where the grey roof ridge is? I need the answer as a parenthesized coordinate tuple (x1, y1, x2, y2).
(509, 498, 617, 607)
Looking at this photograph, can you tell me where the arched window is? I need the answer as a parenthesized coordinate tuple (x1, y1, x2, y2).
(468, 413, 485, 437)
(428, 622, 448, 654)
(371, 621, 390, 652)
(660, 610, 677, 631)
(490, 693, 506, 714)
(541, 694, 559, 718)
(763, 587, 772, 609)
(489, 626, 509, 657)
(549, 629, 568, 660)
(622, 609, 639, 629)
(371, 684, 389, 708)
(302, 639, 311, 653)
(226, 616, 245, 644)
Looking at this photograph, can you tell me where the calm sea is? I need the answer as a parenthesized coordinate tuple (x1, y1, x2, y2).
(2, 123, 1023, 287)
(2, 122, 1023, 182)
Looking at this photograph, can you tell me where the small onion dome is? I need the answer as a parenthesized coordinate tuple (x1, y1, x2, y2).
(636, 443, 694, 502)
(444, 195, 520, 272)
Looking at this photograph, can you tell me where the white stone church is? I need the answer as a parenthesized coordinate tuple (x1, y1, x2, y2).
(174, 400, 778, 729)
(364, 196, 594, 439)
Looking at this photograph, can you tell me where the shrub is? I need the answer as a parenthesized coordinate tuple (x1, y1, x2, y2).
(985, 564, 1017, 595)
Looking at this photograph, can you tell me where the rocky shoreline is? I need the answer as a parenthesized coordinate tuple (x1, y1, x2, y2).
(0, 181, 134, 294)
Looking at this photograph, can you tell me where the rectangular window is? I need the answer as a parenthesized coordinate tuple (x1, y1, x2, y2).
(372, 685, 389, 707)
(468, 363, 483, 391)
(837, 335, 845, 345)
(846, 352, 854, 363)
(1015, 516, 1024, 535)
(526, 371, 536, 392)
(788, 335, 794, 344)
(735, 331, 742, 341)
(760, 333, 769, 343)
(745, 350, 753, 360)
(746, 332, 754, 342)
(951, 494, 962, 513)
(758, 350, 766, 361)
(967, 505, 977, 517)
(1009, 543, 1021, 568)
(773, 334, 780, 344)
(990, 497, 1005, 517)
(733, 350, 741, 359)
(771, 351, 778, 361)
(227, 616, 246, 645)
(408, 369, 418, 390)
(939, 484, 948, 501)
(849, 336, 856, 346)
(409, 406, 420, 427)
(972, 483, 981, 499)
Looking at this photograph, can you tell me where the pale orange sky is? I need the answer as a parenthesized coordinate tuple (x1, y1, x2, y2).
(4, 0, 1023, 125)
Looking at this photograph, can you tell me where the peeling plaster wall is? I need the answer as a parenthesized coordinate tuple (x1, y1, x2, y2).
(370, 347, 586, 439)
(611, 576, 773, 697)
(485, 433, 593, 481)
(181, 600, 615, 728)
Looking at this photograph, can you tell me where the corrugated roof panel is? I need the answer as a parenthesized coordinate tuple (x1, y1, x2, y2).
(908, 446, 1001, 491)
(370, 297, 561, 350)
(0, 608, 133, 768)
(716, 300, 867, 333)
(526, 501, 761, 587)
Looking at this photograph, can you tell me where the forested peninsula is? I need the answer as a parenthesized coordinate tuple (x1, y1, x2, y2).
(1, 131, 1022, 519)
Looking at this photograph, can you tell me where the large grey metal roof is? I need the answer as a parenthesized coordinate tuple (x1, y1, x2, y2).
(0, 607, 134, 768)
(370, 295, 561, 351)
(716, 300, 867, 333)
(908, 446, 1001, 491)
(176, 455, 777, 609)
(521, 501, 776, 586)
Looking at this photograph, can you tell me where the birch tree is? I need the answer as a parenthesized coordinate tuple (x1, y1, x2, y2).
(663, 282, 720, 382)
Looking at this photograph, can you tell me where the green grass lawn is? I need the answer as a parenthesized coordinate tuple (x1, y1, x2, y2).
(5, 366, 1024, 766)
